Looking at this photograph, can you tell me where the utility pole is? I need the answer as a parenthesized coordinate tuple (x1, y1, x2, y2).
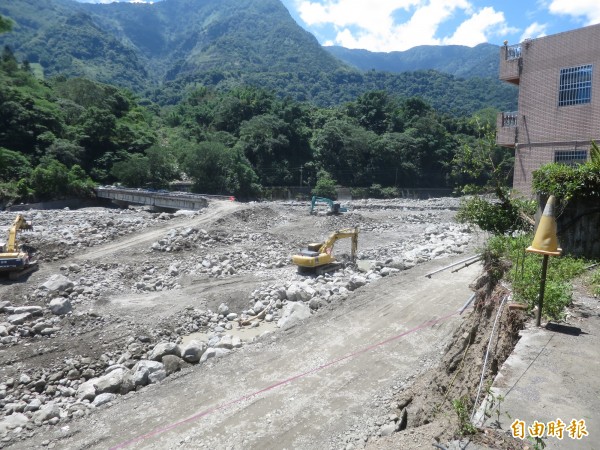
(299, 165, 303, 187)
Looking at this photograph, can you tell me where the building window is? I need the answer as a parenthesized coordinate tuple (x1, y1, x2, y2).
(554, 150, 588, 165)
(558, 65, 593, 106)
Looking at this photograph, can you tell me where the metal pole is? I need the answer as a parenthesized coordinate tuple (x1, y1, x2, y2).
(459, 293, 476, 315)
(451, 256, 483, 273)
(424, 254, 481, 278)
(536, 254, 549, 327)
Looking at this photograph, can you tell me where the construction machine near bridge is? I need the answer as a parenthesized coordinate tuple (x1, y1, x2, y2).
(292, 227, 358, 275)
(0, 214, 37, 279)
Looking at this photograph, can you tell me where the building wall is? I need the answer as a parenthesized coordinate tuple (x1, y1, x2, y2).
(503, 24, 600, 197)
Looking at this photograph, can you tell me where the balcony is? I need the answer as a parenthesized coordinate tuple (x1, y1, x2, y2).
(499, 44, 521, 84)
(496, 111, 518, 147)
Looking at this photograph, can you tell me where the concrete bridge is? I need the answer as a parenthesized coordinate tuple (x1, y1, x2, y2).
(95, 187, 214, 211)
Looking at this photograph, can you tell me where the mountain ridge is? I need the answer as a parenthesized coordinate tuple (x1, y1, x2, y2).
(0, 0, 515, 114)
(324, 43, 500, 79)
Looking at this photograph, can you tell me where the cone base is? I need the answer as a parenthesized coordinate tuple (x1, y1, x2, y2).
(526, 246, 562, 256)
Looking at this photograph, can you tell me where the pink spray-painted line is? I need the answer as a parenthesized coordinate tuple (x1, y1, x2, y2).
(110, 310, 459, 449)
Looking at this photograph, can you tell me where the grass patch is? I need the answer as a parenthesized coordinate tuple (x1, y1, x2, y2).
(486, 234, 589, 321)
(589, 268, 600, 296)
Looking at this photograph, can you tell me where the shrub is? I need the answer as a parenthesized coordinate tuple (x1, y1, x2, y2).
(487, 234, 589, 320)
(532, 141, 600, 201)
(456, 196, 535, 235)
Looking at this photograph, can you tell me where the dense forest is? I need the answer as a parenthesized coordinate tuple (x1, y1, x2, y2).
(0, 1, 515, 206)
(0, 40, 507, 205)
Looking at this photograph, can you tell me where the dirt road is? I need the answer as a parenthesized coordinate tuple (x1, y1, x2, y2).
(22, 257, 481, 450)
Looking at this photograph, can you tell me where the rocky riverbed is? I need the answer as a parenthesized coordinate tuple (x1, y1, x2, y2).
(0, 197, 484, 447)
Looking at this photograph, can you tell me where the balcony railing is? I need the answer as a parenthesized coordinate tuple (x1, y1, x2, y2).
(505, 44, 521, 61)
(501, 111, 518, 127)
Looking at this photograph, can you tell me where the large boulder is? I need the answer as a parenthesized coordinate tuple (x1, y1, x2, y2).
(0, 413, 29, 437)
(49, 298, 72, 315)
(200, 348, 231, 363)
(149, 342, 181, 361)
(94, 368, 128, 394)
(162, 355, 186, 376)
(346, 275, 367, 291)
(132, 360, 166, 385)
(277, 302, 311, 330)
(32, 403, 61, 425)
(92, 393, 117, 407)
(76, 380, 97, 401)
(285, 284, 302, 302)
(180, 340, 207, 363)
(41, 274, 74, 294)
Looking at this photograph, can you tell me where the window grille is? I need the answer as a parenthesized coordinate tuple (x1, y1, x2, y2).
(559, 65, 592, 106)
(554, 150, 588, 165)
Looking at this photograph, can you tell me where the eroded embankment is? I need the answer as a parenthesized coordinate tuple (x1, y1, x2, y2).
(378, 254, 528, 448)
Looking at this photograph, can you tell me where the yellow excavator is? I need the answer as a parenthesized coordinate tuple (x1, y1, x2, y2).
(0, 214, 37, 279)
(292, 227, 358, 275)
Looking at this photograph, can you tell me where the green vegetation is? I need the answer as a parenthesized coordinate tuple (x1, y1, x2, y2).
(325, 43, 500, 79)
(0, 42, 517, 205)
(0, 0, 517, 114)
(452, 396, 477, 436)
(486, 234, 590, 320)
(0, 1, 520, 206)
(0, 14, 12, 34)
(532, 141, 600, 201)
(589, 268, 600, 296)
(453, 122, 535, 235)
(312, 170, 338, 199)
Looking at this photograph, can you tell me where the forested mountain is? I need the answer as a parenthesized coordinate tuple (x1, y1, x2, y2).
(325, 43, 500, 79)
(0, 0, 341, 89)
(0, 0, 516, 114)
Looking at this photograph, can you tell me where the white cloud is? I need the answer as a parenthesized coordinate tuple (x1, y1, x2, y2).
(297, 0, 520, 51)
(519, 22, 548, 41)
(442, 6, 514, 46)
(298, 0, 421, 35)
(75, 0, 155, 3)
(548, 0, 600, 24)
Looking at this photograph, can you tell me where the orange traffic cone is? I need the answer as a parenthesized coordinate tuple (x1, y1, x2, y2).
(526, 195, 562, 256)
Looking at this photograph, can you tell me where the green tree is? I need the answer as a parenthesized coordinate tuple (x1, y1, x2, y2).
(312, 118, 376, 186)
(0, 147, 32, 181)
(312, 169, 337, 198)
(179, 140, 259, 198)
(46, 139, 85, 167)
(110, 154, 151, 187)
(345, 90, 398, 135)
(453, 123, 533, 234)
(29, 158, 71, 199)
(236, 114, 291, 185)
(0, 15, 13, 34)
(146, 145, 179, 188)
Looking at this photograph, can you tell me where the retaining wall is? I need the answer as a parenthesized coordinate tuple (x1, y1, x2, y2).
(539, 196, 600, 258)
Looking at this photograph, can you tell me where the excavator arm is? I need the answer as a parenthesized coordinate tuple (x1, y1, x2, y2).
(5, 215, 32, 253)
(319, 228, 358, 260)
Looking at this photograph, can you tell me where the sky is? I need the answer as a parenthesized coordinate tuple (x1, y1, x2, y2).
(74, 0, 600, 52)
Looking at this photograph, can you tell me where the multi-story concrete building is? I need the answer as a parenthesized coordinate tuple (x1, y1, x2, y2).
(496, 24, 600, 197)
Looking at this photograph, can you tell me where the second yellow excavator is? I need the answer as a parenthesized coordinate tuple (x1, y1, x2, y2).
(292, 227, 358, 275)
(0, 214, 37, 279)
